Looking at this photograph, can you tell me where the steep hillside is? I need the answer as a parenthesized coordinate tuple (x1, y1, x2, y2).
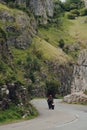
(33, 36, 70, 63)
(1, 0, 87, 123)
(69, 16, 87, 48)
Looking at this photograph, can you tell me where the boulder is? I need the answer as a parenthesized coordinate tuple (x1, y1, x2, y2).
(64, 92, 87, 104)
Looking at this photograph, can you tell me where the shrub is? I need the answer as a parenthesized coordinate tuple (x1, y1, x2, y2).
(70, 9, 80, 16)
(17, 59, 22, 65)
(80, 8, 87, 16)
(0, 62, 6, 73)
(67, 13, 76, 19)
(46, 80, 60, 97)
(84, 90, 87, 95)
(63, 0, 85, 11)
(58, 39, 65, 49)
(8, 2, 16, 8)
(0, 27, 7, 40)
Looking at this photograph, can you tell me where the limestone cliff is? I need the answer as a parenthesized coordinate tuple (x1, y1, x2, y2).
(0, 3, 36, 49)
(71, 50, 87, 93)
(84, 0, 87, 7)
(0, 0, 54, 24)
(16, 0, 54, 24)
(29, 0, 54, 24)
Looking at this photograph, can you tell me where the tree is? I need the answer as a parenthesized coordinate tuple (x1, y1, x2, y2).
(46, 80, 60, 97)
(59, 39, 65, 49)
(64, 0, 85, 11)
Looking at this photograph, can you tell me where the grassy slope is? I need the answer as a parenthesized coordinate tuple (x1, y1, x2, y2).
(38, 23, 75, 47)
(33, 36, 70, 64)
(69, 16, 87, 47)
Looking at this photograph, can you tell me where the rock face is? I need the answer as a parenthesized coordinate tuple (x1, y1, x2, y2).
(0, 0, 54, 49)
(29, 0, 54, 24)
(0, 83, 28, 110)
(15, 0, 54, 24)
(1, 0, 54, 24)
(84, 0, 87, 7)
(0, 4, 36, 49)
(71, 50, 87, 93)
(64, 50, 87, 104)
(44, 61, 73, 96)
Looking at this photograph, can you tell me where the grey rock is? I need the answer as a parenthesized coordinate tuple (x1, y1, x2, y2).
(71, 50, 87, 93)
(84, 0, 87, 8)
(16, 0, 54, 24)
(0, 6, 36, 49)
(64, 92, 87, 104)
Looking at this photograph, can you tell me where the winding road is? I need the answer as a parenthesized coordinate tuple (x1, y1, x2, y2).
(0, 99, 87, 130)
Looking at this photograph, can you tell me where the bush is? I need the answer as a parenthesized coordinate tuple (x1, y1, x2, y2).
(58, 39, 65, 49)
(0, 62, 6, 73)
(70, 3, 77, 10)
(84, 90, 87, 95)
(46, 80, 60, 97)
(0, 27, 7, 40)
(67, 13, 76, 19)
(8, 2, 16, 8)
(80, 8, 87, 16)
(63, 0, 85, 11)
(70, 9, 80, 16)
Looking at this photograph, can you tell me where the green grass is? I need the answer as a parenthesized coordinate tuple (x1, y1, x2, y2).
(84, 90, 87, 95)
(32, 36, 71, 63)
(0, 104, 38, 125)
(38, 20, 75, 47)
(69, 16, 87, 47)
(0, 3, 23, 13)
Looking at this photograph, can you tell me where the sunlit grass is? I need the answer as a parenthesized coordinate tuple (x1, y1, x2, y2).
(69, 16, 87, 44)
(38, 22, 75, 47)
(33, 36, 70, 63)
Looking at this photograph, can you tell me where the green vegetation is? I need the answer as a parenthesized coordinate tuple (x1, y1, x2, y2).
(63, 0, 84, 11)
(84, 90, 87, 95)
(0, 0, 87, 123)
(46, 80, 60, 97)
(33, 36, 70, 63)
(69, 16, 87, 46)
(0, 103, 38, 124)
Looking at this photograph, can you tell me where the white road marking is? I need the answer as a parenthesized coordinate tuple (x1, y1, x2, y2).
(56, 114, 79, 128)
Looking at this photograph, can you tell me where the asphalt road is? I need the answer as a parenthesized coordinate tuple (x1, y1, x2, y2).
(0, 99, 87, 130)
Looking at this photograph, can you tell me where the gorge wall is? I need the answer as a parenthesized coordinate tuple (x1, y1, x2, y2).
(0, 3, 37, 49)
(84, 0, 87, 7)
(0, 0, 54, 24)
(28, 0, 54, 24)
(64, 50, 87, 104)
(71, 50, 87, 93)
(0, 0, 54, 49)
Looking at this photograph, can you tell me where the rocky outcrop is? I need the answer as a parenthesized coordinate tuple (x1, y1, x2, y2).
(0, 3, 36, 49)
(29, 0, 54, 24)
(71, 50, 87, 93)
(0, 82, 28, 110)
(64, 92, 87, 104)
(84, 0, 87, 7)
(0, 0, 54, 25)
(15, 0, 54, 24)
(64, 50, 87, 104)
